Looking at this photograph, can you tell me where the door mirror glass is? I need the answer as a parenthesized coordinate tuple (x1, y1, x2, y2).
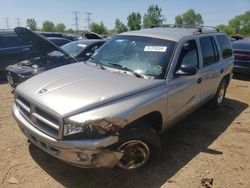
(176, 65, 197, 76)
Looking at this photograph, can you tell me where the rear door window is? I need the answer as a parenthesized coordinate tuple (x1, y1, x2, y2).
(0, 35, 30, 49)
(200, 36, 218, 66)
(216, 35, 233, 59)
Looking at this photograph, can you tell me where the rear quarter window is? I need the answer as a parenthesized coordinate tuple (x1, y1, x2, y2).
(216, 35, 233, 59)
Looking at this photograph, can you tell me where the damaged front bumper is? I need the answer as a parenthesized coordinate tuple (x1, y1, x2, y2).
(13, 103, 123, 168)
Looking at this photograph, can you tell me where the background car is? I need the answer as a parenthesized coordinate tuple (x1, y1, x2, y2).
(60, 39, 105, 61)
(47, 37, 72, 46)
(0, 30, 72, 80)
(6, 27, 105, 88)
(232, 39, 250, 75)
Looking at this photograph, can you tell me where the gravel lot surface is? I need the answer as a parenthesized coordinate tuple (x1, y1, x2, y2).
(0, 75, 250, 188)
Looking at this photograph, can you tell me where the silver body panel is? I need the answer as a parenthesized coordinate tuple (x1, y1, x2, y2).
(13, 28, 234, 168)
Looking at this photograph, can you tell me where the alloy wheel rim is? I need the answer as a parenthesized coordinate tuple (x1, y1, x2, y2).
(217, 84, 225, 104)
(117, 140, 150, 170)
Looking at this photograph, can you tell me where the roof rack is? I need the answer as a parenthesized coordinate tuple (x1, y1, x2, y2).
(149, 24, 219, 33)
(173, 24, 219, 34)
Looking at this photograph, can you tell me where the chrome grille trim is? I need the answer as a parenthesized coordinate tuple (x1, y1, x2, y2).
(15, 94, 62, 139)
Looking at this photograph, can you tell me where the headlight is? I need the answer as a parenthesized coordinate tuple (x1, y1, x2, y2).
(63, 120, 119, 139)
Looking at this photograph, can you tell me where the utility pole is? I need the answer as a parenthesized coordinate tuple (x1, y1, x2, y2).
(72, 11, 80, 35)
(5, 18, 10, 29)
(85, 12, 93, 31)
(15, 18, 21, 27)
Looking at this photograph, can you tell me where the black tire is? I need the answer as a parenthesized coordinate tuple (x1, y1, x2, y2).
(111, 120, 161, 170)
(209, 79, 227, 108)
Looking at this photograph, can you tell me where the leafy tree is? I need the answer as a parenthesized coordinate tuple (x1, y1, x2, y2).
(217, 10, 250, 37)
(54, 23, 66, 32)
(26, 18, 37, 31)
(175, 15, 183, 26)
(90, 21, 108, 34)
(65, 28, 75, 34)
(143, 4, 166, 28)
(127, 12, 141, 30)
(114, 18, 128, 33)
(42, 21, 55, 32)
(217, 24, 234, 36)
(175, 9, 203, 26)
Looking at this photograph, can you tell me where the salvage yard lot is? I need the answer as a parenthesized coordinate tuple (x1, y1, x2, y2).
(0, 76, 250, 188)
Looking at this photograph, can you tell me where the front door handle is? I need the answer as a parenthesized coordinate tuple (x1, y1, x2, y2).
(220, 69, 224, 74)
(197, 77, 202, 84)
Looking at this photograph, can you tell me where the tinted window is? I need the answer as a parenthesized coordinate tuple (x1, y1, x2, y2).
(177, 40, 199, 68)
(92, 35, 176, 79)
(200, 36, 217, 66)
(211, 37, 220, 61)
(216, 35, 233, 59)
(0, 35, 30, 48)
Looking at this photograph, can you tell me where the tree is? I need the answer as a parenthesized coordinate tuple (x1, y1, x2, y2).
(143, 4, 166, 28)
(65, 28, 75, 34)
(54, 23, 66, 32)
(90, 21, 108, 34)
(217, 10, 250, 37)
(26, 18, 37, 31)
(175, 15, 183, 26)
(42, 21, 55, 32)
(114, 19, 128, 33)
(175, 9, 204, 26)
(127, 12, 141, 30)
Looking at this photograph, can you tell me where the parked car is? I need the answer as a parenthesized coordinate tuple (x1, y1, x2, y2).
(232, 39, 250, 75)
(0, 30, 39, 80)
(6, 27, 78, 88)
(47, 37, 72, 46)
(6, 29, 105, 88)
(13, 27, 233, 170)
(38, 31, 78, 41)
(0, 30, 72, 80)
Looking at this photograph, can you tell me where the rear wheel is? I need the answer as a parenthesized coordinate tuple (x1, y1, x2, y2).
(210, 79, 227, 108)
(113, 121, 161, 170)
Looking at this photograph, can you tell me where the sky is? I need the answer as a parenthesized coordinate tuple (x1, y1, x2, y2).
(0, 0, 249, 30)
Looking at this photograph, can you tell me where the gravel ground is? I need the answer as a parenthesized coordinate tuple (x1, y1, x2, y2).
(0, 75, 250, 188)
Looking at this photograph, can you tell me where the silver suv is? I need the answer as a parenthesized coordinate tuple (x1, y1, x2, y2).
(13, 27, 234, 170)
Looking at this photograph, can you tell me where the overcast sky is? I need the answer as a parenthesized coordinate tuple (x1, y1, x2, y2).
(0, 0, 249, 30)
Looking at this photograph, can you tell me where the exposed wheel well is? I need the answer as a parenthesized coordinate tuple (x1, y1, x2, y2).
(140, 111, 163, 132)
(223, 74, 231, 88)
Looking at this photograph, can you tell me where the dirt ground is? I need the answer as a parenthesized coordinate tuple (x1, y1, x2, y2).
(0, 75, 250, 188)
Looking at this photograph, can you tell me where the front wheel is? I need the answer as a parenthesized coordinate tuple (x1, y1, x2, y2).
(113, 121, 161, 170)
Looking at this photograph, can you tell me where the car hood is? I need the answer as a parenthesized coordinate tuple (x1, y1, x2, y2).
(16, 63, 165, 117)
(14, 27, 71, 57)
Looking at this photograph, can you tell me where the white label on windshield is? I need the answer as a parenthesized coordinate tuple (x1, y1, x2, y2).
(144, 46, 167, 52)
(77, 44, 87, 48)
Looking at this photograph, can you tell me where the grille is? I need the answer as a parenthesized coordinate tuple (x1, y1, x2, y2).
(16, 95, 61, 139)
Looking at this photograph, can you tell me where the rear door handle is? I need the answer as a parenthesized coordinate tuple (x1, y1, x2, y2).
(197, 77, 202, 84)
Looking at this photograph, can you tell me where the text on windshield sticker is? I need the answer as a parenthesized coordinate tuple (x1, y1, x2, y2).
(144, 46, 167, 52)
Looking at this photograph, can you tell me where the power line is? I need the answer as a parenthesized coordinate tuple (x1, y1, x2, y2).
(85, 12, 93, 31)
(15, 18, 21, 27)
(72, 11, 80, 34)
(5, 18, 10, 29)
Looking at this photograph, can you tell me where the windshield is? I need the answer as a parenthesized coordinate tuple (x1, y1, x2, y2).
(48, 40, 88, 57)
(91, 35, 176, 79)
(62, 40, 88, 57)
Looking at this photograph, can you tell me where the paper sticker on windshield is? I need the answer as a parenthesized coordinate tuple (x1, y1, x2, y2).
(77, 44, 87, 48)
(144, 46, 167, 52)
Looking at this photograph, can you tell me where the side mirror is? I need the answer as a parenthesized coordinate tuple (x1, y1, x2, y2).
(175, 65, 197, 76)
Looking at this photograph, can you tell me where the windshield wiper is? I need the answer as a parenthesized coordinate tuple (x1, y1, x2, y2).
(89, 57, 106, 70)
(108, 63, 144, 78)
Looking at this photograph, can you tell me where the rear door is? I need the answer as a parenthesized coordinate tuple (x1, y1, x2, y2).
(198, 36, 222, 101)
